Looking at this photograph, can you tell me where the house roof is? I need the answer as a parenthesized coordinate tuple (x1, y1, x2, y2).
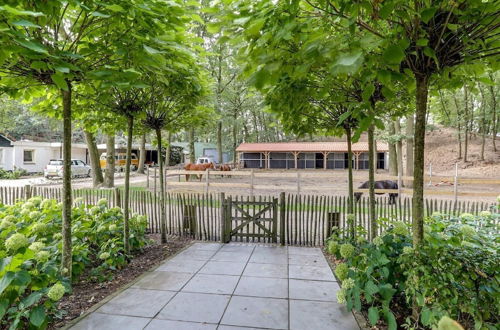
(12, 140, 87, 149)
(236, 141, 388, 153)
(0, 134, 13, 147)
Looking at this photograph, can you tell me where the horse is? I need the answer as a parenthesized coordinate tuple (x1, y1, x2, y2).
(184, 162, 214, 181)
(354, 180, 399, 204)
(218, 164, 232, 178)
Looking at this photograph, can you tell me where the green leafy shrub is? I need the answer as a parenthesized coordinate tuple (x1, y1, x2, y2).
(0, 196, 149, 328)
(327, 208, 499, 330)
(400, 211, 499, 329)
(0, 168, 27, 180)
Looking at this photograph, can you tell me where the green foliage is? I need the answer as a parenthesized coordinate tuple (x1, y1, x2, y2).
(0, 168, 27, 180)
(400, 211, 499, 329)
(0, 197, 149, 328)
(327, 209, 499, 329)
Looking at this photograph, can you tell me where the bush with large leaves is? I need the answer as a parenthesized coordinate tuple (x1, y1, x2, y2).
(0, 197, 148, 328)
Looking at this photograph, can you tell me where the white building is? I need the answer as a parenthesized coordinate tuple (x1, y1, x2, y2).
(0, 134, 88, 173)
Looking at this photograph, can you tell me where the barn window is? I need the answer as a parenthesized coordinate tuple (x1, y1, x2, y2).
(23, 149, 35, 164)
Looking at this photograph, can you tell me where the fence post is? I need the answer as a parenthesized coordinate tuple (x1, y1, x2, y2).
(205, 169, 210, 194)
(114, 187, 121, 208)
(165, 169, 168, 193)
(454, 163, 458, 203)
(220, 192, 225, 243)
(397, 171, 402, 197)
(146, 164, 150, 188)
(24, 185, 31, 200)
(279, 192, 286, 246)
(154, 166, 157, 193)
(326, 212, 340, 239)
(250, 169, 254, 198)
(296, 172, 301, 195)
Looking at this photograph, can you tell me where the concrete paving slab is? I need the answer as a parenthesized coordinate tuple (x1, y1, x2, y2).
(199, 260, 247, 276)
(242, 263, 288, 279)
(248, 252, 288, 265)
(288, 246, 324, 256)
(97, 288, 175, 317)
(132, 271, 193, 291)
(156, 259, 206, 273)
(290, 299, 359, 330)
(182, 274, 239, 295)
(221, 296, 288, 329)
(172, 249, 217, 261)
(217, 326, 263, 330)
(289, 264, 336, 281)
(289, 279, 340, 302)
(234, 276, 288, 299)
(219, 245, 255, 253)
(188, 242, 223, 251)
(157, 292, 230, 324)
(211, 251, 251, 263)
(70, 313, 151, 330)
(145, 319, 217, 330)
(288, 254, 329, 267)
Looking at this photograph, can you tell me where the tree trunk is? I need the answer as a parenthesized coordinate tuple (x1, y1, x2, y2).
(405, 114, 414, 187)
(464, 87, 469, 162)
(346, 126, 354, 215)
(395, 119, 404, 178)
(137, 132, 146, 174)
(123, 116, 133, 253)
(156, 128, 167, 243)
(217, 121, 223, 164)
(368, 124, 376, 240)
(453, 94, 462, 159)
(233, 110, 237, 164)
(189, 128, 195, 163)
(61, 87, 73, 277)
(412, 74, 429, 246)
(104, 133, 115, 188)
(388, 122, 398, 176)
(488, 82, 497, 152)
(479, 86, 486, 161)
(84, 130, 103, 187)
(165, 131, 171, 166)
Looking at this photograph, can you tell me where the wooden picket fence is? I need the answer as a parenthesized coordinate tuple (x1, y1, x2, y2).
(0, 186, 496, 247)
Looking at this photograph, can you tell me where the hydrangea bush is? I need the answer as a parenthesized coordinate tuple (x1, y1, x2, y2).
(327, 207, 499, 330)
(0, 197, 149, 328)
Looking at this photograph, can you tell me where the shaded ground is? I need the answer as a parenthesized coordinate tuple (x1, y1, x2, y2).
(50, 235, 192, 329)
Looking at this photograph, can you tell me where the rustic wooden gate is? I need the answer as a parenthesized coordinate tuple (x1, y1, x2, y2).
(221, 194, 284, 244)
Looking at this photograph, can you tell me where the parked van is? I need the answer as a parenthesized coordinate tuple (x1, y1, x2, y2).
(99, 153, 139, 171)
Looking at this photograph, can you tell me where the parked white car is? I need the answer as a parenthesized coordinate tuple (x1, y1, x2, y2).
(44, 159, 91, 179)
(196, 156, 215, 164)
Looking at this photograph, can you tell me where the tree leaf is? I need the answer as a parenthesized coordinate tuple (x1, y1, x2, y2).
(383, 45, 405, 65)
(384, 308, 397, 330)
(365, 280, 379, 297)
(379, 3, 395, 19)
(15, 39, 48, 54)
(0, 5, 44, 17)
(21, 291, 43, 308)
(368, 306, 379, 326)
(420, 307, 432, 326)
(206, 22, 220, 34)
(12, 19, 41, 28)
(144, 45, 164, 54)
(421, 7, 437, 24)
(90, 11, 111, 18)
(106, 4, 124, 12)
(29, 305, 45, 327)
(245, 18, 266, 36)
(0, 299, 8, 320)
(51, 73, 69, 91)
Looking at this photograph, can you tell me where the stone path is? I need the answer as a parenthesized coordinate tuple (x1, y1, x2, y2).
(70, 243, 359, 330)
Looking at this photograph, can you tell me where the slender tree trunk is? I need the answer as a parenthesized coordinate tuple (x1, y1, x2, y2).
(368, 124, 376, 240)
(156, 128, 167, 243)
(346, 126, 354, 215)
(395, 119, 404, 178)
(479, 86, 486, 161)
(137, 132, 146, 174)
(189, 128, 195, 163)
(405, 114, 414, 187)
(464, 87, 469, 162)
(104, 133, 115, 188)
(489, 81, 497, 152)
(388, 122, 398, 176)
(453, 94, 462, 159)
(233, 110, 237, 164)
(217, 121, 223, 163)
(84, 130, 103, 187)
(123, 116, 133, 253)
(61, 86, 72, 277)
(165, 131, 171, 166)
(412, 74, 429, 246)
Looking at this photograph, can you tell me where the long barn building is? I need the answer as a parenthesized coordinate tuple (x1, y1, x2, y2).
(236, 142, 388, 170)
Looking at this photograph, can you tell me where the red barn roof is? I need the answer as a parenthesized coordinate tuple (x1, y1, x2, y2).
(236, 142, 388, 153)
